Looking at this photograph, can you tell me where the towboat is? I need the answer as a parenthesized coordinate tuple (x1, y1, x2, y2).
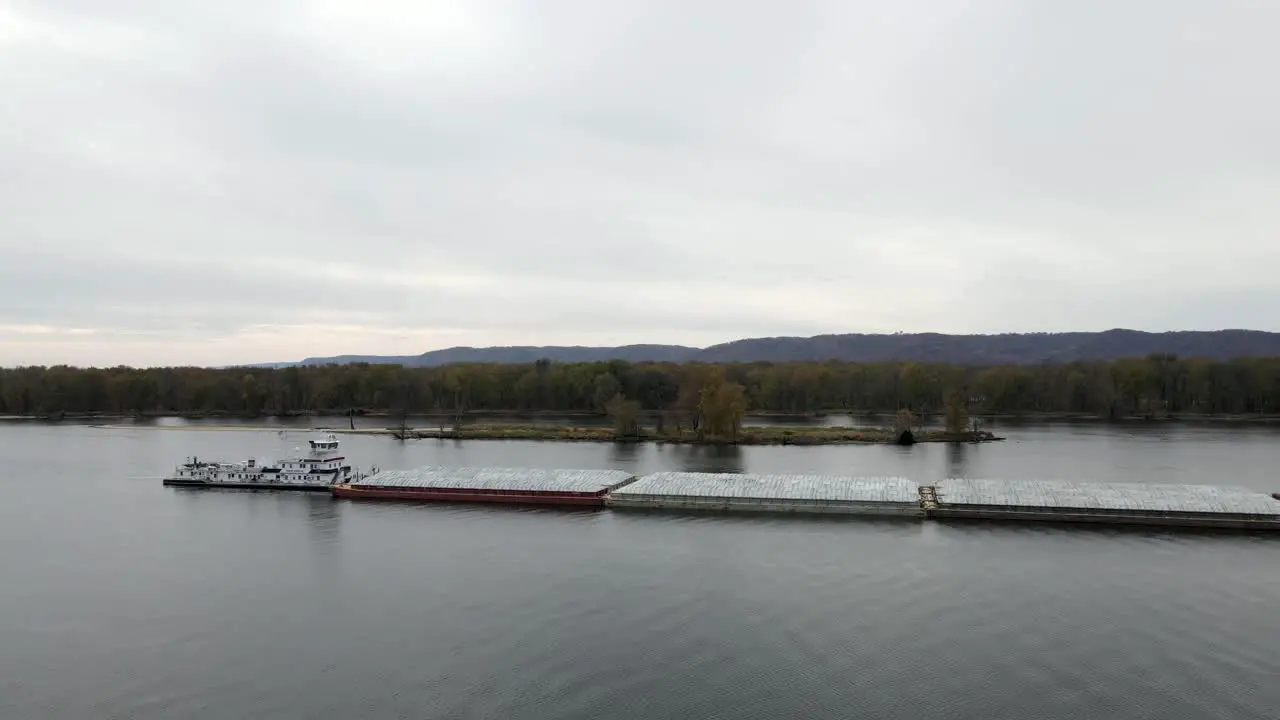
(162, 432, 373, 491)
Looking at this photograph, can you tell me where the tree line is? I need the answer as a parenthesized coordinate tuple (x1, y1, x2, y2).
(4, 354, 1280, 421)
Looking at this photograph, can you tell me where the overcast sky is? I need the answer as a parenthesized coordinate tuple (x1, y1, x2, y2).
(2, 1, 1277, 367)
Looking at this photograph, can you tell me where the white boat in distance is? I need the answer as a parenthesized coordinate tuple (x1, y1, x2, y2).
(163, 431, 375, 491)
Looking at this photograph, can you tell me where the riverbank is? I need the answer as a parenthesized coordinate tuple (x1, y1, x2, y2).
(371, 424, 1001, 445)
(82, 421, 999, 444)
(7, 409, 1280, 425)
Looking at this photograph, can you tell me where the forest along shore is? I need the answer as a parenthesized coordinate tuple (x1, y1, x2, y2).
(4, 353, 1280, 429)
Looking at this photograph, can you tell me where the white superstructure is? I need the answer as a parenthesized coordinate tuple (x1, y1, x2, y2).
(166, 432, 372, 487)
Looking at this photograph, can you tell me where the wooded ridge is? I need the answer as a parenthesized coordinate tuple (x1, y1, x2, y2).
(257, 329, 1280, 368)
(5, 354, 1280, 419)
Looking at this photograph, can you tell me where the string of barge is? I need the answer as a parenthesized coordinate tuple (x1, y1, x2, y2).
(159, 443, 1280, 531)
(330, 470, 1280, 529)
(925, 478, 1280, 530)
(332, 466, 638, 507)
(605, 471, 922, 517)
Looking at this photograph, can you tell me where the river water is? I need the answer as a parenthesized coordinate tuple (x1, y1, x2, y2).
(2, 419, 1278, 719)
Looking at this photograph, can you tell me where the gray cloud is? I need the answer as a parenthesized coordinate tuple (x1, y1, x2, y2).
(2, 0, 1278, 366)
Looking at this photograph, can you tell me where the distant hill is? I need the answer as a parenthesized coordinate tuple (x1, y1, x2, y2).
(692, 330, 1280, 364)
(258, 330, 1280, 368)
(295, 344, 701, 367)
(298, 354, 424, 366)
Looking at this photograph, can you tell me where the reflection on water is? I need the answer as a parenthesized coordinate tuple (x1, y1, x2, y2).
(304, 494, 342, 547)
(607, 441, 641, 467)
(167, 484, 345, 548)
(946, 441, 968, 478)
(671, 444, 745, 474)
(605, 440, 746, 474)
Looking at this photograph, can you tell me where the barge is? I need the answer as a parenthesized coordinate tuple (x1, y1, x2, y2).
(164, 432, 372, 492)
(926, 478, 1280, 530)
(332, 466, 637, 507)
(606, 471, 923, 517)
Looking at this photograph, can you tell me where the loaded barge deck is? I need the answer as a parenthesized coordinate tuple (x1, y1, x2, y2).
(925, 478, 1280, 530)
(332, 466, 637, 507)
(329, 468, 1280, 530)
(606, 471, 922, 517)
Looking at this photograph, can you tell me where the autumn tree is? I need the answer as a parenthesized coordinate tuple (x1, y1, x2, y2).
(891, 407, 916, 444)
(893, 407, 914, 434)
(943, 386, 969, 435)
(592, 373, 620, 412)
(241, 374, 264, 416)
(437, 367, 468, 431)
(604, 393, 642, 438)
(672, 366, 712, 432)
(696, 372, 748, 441)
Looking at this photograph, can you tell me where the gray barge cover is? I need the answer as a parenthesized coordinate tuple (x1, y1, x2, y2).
(612, 472, 918, 503)
(936, 478, 1280, 517)
(355, 466, 636, 494)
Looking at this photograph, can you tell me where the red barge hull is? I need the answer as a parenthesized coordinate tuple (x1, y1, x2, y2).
(331, 484, 606, 507)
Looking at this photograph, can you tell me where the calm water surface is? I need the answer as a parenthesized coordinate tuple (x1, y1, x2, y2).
(2, 420, 1278, 719)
